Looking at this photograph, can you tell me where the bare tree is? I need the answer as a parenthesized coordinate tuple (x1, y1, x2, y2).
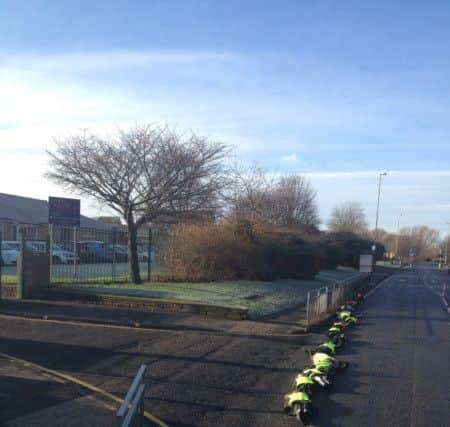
(231, 172, 319, 229)
(228, 165, 273, 225)
(372, 228, 397, 257)
(228, 171, 319, 230)
(46, 125, 230, 283)
(398, 225, 440, 260)
(266, 175, 319, 229)
(328, 201, 368, 235)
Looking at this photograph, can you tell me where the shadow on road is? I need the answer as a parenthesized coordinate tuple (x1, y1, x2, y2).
(0, 337, 303, 376)
(310, 364, 366, 426)
(0, 374, 87, 423)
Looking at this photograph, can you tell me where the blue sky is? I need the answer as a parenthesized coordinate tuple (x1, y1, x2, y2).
(1, 1, 449, 233)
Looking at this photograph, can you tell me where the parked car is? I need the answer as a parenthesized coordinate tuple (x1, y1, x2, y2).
(52, 244, 77, 264)
(26, 241, 47, 253)
(77, 241, 114, 263)
(0, 242, 20, 265)
(4, 240, 46, 253)
(3, 241, 20, 251)
(137, 245, 151, 262)
(107, 244, 150, 262)
(106, 244, 128, 262)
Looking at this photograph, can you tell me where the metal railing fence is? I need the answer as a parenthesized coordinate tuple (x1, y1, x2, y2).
(116, 364, 147, 427)
(0, 224, 173, 285)
(305, 274, 370, 326)
(48, 225, 153, 284)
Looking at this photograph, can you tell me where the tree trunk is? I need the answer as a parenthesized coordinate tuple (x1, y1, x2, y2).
(127, 218, 141, 284)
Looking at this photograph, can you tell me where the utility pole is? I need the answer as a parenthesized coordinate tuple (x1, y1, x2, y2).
(446, 222, 450, 266)
(374, 172, 388, 245)
(395, 212, 403, 260)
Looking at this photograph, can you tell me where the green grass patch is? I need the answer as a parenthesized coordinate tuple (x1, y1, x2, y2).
(1, 275, 17, 284)
(55, 279, 325, 317)
(51, 276, 129, 285)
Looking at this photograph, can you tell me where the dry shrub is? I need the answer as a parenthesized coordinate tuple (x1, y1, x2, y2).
(161, 220, 322, 281)
(161, 221, 266, 281)
(160, 221, 377, 282)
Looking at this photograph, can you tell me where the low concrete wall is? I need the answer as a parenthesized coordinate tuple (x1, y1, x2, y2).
(31, 288, 249, 320)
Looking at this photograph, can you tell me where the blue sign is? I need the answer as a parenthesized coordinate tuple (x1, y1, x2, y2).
(48, 197, 81, 227)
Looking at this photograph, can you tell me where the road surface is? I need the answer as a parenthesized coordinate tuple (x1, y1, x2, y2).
(0, 268, 448, 426)
(313, 267, 449, 427)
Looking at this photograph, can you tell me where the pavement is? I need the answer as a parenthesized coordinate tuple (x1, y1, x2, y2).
(1, 267, 448, 426)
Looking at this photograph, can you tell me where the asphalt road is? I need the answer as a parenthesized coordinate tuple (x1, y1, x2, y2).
(0, 268, 448, 426)
(312, 268, 449, 427)
(0, 302, 309, 426)
(0, 357, 114, 427)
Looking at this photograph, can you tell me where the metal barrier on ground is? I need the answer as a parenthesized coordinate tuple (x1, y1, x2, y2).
(116, 364, 147, 427)
(305, 274, 370, 326)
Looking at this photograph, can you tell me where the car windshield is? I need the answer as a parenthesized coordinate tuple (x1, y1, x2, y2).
(2, 242, 16, 250)
(28, 242, 47, 252)
(4, 242, 20, 251)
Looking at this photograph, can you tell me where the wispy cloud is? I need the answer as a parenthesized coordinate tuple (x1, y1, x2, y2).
(1, 47, 449, 233)
(280, 153, 300, 163)
(393, 203, 450, 212)
(4, 49, 238, 72)
(303, 170, 450, 180)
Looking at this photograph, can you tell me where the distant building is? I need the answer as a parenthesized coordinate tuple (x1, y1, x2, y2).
(94, 216, 123, 226)
(0, 193, 110, 241)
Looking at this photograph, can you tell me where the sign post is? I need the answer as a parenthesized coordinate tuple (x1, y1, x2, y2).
(48, 197, 81, 227)
(359, 254, 374, 273)
(48, 197, 81, 282)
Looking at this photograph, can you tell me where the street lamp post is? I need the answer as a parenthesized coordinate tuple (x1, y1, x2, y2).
(395, 212, 403, 260)
(374, 172, 388, 244)
(445, 222, 450, 266)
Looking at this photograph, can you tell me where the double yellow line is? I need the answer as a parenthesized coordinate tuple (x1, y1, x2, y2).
(0, 350, 170, 427)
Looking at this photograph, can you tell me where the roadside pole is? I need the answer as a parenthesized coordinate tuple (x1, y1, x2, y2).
(147, 228, 152, 281)
(445, 222, 450, 267)
(0, 231, 2, 293)
(73, 226, 77, 281)
(18, 231, 25, 299)
(305, 291, 310, 327)
(49, 224, 53, 283)
(112, 228, 117, 283)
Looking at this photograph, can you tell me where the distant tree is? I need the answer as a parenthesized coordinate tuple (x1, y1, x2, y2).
(440, 235, 450, 263)
(228, 165, 273, 225)
(398, 225, 440, 260)
(229, 171, 319, 230)
(46, 125, 230, 283)
(266, 175, 320, 229)
(328, 201, 368, 235)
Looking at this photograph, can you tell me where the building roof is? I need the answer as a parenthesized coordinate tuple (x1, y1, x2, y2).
(0, 193, 111, 229)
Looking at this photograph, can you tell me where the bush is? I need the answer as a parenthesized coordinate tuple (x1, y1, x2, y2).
(320, 232, 379, 269)
(161, 221, 269, 281)
(160, 222, 380, 282)
(161, 221, 322, 281)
